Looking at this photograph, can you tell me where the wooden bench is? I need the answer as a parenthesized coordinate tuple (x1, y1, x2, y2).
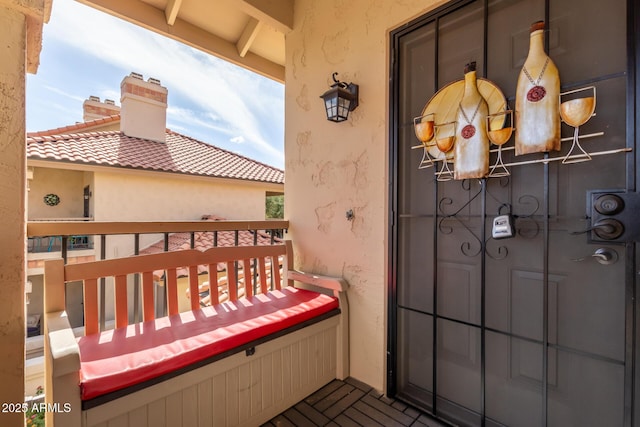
(44, 241, 349, 427)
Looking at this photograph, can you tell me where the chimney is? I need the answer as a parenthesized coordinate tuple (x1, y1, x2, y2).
(82, 95, 121, 122)
(120, 72, 168, 143)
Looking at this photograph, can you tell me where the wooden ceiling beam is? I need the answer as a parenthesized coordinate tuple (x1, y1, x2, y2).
(164, 0, 182, 26)
(236, 17, 262, 58)
(239, 0, 292, 34)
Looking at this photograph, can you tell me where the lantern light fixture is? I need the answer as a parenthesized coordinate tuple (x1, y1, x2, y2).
(319, 72, 359, 122)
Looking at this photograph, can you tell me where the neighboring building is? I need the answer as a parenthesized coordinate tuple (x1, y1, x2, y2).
(25, 72, 284, 334)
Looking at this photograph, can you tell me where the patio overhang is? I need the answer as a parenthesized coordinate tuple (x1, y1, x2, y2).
(75, 0, 289, 83)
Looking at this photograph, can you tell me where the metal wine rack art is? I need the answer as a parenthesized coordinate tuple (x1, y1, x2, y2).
(412, 83, 632, 178)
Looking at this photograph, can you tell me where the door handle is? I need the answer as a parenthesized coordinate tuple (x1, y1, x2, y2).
(569, 225, 609, 235)
(571, 248, 618, 265)
(570, 219, 624, 240)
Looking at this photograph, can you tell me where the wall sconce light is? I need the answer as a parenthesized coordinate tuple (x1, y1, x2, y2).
(320, 72, 359, 122)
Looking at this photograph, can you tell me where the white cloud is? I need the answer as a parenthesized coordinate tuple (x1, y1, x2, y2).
(43, 85, 85, 102)
(50, 102, 79, 117)
(99, 89, 120, 103)
(166, 106, 231, 135)
(230, 136, 245, 144)
(166, 122, 187, 133)
(44, 0, 284, 167)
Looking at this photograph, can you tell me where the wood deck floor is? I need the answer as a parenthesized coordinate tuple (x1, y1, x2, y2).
(263, 378, 452, 427)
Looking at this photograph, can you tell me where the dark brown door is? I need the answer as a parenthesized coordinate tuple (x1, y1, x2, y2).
(84, 185, 91, 218)
(389, 0, 636, 426)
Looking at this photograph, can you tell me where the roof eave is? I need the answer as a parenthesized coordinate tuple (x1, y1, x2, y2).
(27, 158, 284, 188)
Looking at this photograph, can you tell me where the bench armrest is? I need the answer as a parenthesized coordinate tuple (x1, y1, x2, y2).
(46, 311, 81, 377)
(288, 270, 349, 296)
(288, 269, 350, 379)
(45, 311, 82, 427)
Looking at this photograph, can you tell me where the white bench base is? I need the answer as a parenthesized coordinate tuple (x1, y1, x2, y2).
(82, 316, 339, 427)
(45, 243, 349, 427)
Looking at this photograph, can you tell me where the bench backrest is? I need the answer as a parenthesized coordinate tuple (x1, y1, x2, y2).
(45, 242, 293, 336)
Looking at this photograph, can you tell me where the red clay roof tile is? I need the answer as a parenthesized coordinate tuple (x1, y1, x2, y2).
(27, 115, 122, 137)
(139, 214, 283, 277)
(27, 127, 283, 184)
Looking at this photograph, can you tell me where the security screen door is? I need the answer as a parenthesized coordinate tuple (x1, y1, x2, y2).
(389, 0, 639, 426)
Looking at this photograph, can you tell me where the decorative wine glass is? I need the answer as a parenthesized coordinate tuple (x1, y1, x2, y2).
(413, 113, 436, 169)
(559, 86, 596, 164)
(433, 121, 456, 181)
(486, 110, 513, 177)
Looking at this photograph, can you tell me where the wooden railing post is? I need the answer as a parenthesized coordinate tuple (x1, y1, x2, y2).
(44, 259, 65, 314)
(99, 234, 106, 331)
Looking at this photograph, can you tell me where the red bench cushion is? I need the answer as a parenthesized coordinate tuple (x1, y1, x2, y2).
(78, 287, 338, 401)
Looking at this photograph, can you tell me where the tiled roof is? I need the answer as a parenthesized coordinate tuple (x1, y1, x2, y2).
(27, 114, 121, 137)
(27, 127, 284, 184)
(140, 214, 283, 278)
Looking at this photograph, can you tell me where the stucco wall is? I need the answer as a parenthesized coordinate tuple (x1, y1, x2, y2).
(93, 170, 271, 223)
(285, 0, 443, 392)
(0, 6, 26, 425)
(28, 167, 86, 219)
(92, 169, 276, 258)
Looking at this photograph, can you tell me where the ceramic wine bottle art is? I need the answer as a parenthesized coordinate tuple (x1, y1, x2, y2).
(515, 20, 560, 155)
(454, 61, 489, 179)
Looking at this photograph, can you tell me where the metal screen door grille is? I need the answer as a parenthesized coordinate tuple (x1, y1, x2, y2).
(388, 0, 638, 426)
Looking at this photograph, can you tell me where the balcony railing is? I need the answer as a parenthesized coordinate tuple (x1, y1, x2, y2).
(28, 235, 93, 253)
(27, 219, 289, 330)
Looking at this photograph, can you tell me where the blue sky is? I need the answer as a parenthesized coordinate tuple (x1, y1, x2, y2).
(26, 0, 285, 169)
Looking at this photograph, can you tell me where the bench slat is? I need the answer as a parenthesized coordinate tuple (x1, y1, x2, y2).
(53, 245, 290, 336)
(142, 271, 155, 322)
(114, 275, 128, 329)
(189, 265, 200, 311)
(227, 261, 237, 302)
(167, 268, 179, 316)
(259, 258, 268, 294)
(272, 256, 281, 290)
(84, 278, 99, 335)
(208, 264, 219, 305)
(65, 245, 286, 281)
(243, 259, 253, 298)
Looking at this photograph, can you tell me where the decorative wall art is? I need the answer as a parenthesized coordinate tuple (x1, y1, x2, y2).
(455, 62, 490, 180)
(515, 20, 561, 155)
(412, 64, 507, 181)
(411, 20, 632, 179)
(43, 193, 60, 206)
(559, 85, 597, 163)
